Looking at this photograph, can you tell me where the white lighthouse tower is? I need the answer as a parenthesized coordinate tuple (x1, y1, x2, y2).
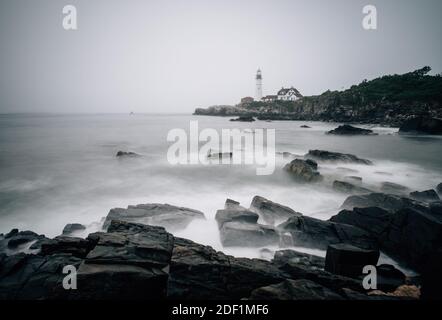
(255, 69, 263, 101)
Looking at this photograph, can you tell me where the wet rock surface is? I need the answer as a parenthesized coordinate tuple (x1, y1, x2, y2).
(327, 125, 376, 135)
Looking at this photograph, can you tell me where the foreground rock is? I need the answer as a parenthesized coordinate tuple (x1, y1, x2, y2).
(284, 159, 322, 182)
(103, 203, 205, 232)
(277, 216, 377, 251)
(399, 116, 442, 135)
(437, 183, 442, 195)
(168, 237, 286, 299)
(327, 125, 376, 135)
(250, 196, 302, 225)
(247, 279, 343, 300)
(0, 229, 47, 254)
(306, 150, 372, 165)
(325, 244, 379, 278)
(332, 202, 442, 273)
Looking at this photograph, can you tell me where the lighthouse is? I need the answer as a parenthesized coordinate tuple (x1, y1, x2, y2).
(255, 69, 263, 101)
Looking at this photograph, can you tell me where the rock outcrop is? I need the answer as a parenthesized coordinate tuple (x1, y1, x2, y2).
(249, 196, 302, 225)
(327, 125, 376, 136)
(409, 189, 440, 203)
(399, 116, 442, 135)
(103, 203, 205, 232)
(277, 216, 377, 251)
(306, 150, 372, 165)
(284, 159, 322, 182)
(333, 181, 372, 195)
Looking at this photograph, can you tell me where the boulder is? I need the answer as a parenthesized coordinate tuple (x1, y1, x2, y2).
(324, 244, 380, 278)
(215, 208, 259, 229)
(437, 183, 442, 195)
(230, 116, 255, 122)
(116, 151, 140, 157)
(284, 159, 322, 182)
(249, 196, 302, 225)
(341, 192, 428, 212)
(380, 182, 409, 195)
(0, 253, 83, 300)
(62, 223, 86, 236)
(168, 237, 286, 299)
(430, 201, 442, 216)
(277, 216, 377, 251)
(330, 207, 393, 239)
(74, 220, 175, 299)
(300, 125, 311, 128)
(0, 230, 47, 251)
(381, 208, 442, 271)
(247, 279, 343, 300)
(376, 264, 406, 292)
(219, 221, 279, 247)
(40, 236, 95, 258)
(332, 181, 372, 195)
(409, 189, 440, 203)
(327, 125, 376, 135)
(224, 198, 246, 210)
(343, 176, 363, 185)
(272, 250, 364, 294)
(103, 203, 205, 231)
(306, 150, 372, 165)
(399, 116, 442, 135)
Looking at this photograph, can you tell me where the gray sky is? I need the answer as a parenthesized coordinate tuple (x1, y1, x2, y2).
(0, 0, 441, 113)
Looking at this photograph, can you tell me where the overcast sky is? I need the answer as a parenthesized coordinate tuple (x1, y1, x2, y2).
(0, 0, 441, 113)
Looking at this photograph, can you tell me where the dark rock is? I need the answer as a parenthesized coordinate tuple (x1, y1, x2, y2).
(306, 150, 372, 165)
(330, 207, 393, 239)
(380, 182, 409, 195)
(409, 189, 440, 203)
(85, 220, 174, 268)
(224, 198, 245, 210)
(381, 208, 442, 271)
(284, 159, 322, 182)
(376, 264, 406, 292)
(3, 230, 46, 249)
(277, 215, 377, 251)
(249, 196, 302, 225)
(5, 229, 18, 239)
(230, 116, 255, 122)
(247, 279, 343, 300)
(421, 249, 442, 300)
(116, 151, 140, 157)
(325, 243, 380, 278)
(0, 253, 83, 300)
(430, 201, 442, 215)
(341, 192, 428, 212)
(272, 250, 364, 294)
(168, 237, 286, 299)
(333, 181, 372, 195)
(40, 236, 95, 258)
(220, 222, 279, 247)
(62, 223, 86, 236)
(300, 125, 311, 128)
(103, 203, 205, 231)
(215, 208, 259, 229)
(399, 116, 442, 135)
(437, 183, 442, 195)
(327, 125, 376, 135)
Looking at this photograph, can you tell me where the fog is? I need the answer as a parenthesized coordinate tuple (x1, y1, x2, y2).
(0, 0, 441, 113)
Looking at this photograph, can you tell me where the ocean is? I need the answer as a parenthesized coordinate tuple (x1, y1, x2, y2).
(0, 113, 441, 265)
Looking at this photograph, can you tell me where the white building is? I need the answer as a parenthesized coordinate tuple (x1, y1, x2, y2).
(255, 69, 263, 101)
(277, 87, 303, 101)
